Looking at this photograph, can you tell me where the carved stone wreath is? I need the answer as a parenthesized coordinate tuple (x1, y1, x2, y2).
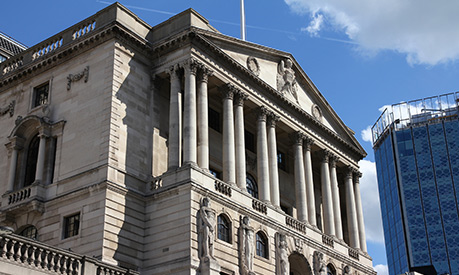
(311, 104, 323, 123)
(246, 56, 260, 76)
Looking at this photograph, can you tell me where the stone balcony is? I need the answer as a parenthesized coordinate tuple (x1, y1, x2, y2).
(0, 184, 46, 219)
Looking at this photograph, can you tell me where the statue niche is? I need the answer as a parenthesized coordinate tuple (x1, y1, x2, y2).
(277, 58, 299, 104)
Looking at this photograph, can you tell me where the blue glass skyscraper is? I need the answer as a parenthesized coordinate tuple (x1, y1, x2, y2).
(372, 93, 459, 275)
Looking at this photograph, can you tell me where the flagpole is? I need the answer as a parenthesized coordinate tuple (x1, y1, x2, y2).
(240, 0, 246, 41)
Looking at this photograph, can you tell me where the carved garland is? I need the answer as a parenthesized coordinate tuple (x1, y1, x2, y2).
(67, 66, 89, 91)
(0, 100, 15, 117)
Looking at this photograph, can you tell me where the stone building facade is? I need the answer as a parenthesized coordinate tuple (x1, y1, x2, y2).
(0, 3, 375, 275)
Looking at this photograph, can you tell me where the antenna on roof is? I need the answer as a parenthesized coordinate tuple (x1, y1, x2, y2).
(240, 0, 246, 41)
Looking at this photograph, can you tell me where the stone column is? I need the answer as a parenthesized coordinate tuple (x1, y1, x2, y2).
(267, 113, 280, 208)
(345, 167, 360, 249)
(197, 66, 213, 170)
(303, 136, 316, 227)
(34, 133, 48, 183)
(234, 91, 248, 191)
(320, 150, 335, 236)
(183, 59, 199, 165)
(292, 132, 307, 222)
(354, 171, 367, 252)
(6, 137, 24, 192)
(167, 65, 182, 169)
(257, 107, 270, 202)
(329, 154, 343, 240)
(221, 84, 236, 185)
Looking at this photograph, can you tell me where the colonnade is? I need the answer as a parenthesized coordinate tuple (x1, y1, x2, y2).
(164, 59, 366, 251)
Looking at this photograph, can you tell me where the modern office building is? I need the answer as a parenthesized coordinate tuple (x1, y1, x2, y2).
(372, 93, 459, 275)
(0, 3, 375, 274)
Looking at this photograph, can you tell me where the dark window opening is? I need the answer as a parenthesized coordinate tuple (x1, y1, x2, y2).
(256, 232, 268, 258)
(246, 174, 258, 199)
(33, 82, 49, 108)
(24, 134, 40, 187)
(63, 213, 80, 239)
(245, 130, 255, 152)
(278, 151, 286, 171)
(217, 214, 231, 243)
(209, 108, 221, 132)
(19, 225, 38, 240)
(209, 168, 222, 180)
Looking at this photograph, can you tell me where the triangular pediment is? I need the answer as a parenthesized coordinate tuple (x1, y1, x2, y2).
(192, 30, 364, 155)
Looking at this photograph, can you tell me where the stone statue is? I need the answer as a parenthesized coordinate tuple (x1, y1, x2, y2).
(277, 58, 299, 104)
(313, 251, 327, 275)
(277, 233, 290, 275)
(198, 197, 216, 260)
(239, 216, 255, 275)
(342, 265, 351, 275)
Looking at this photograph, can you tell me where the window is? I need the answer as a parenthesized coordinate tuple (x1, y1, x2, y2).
(281, 204, 292, 216)
(278, 151, 286, 171)
(33, 82, 49, 108)
(24, 134, 40, 187)
(63, 213, 80, 239)
(245, 130, 255, 152)
(217, 214, 231, 243)
(19, 225, 38, 240)
(246, 174, 258, 199)
(256, 231, 268, 258)
(209, 168, 222, 180)
(209, 107, 221, 132)
(0, 55, 6, 63)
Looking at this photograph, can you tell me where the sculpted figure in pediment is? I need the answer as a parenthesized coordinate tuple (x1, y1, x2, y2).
(277, 58, 299, 104)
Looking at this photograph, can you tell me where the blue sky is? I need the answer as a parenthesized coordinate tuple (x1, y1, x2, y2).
(3, 1, 459, 274)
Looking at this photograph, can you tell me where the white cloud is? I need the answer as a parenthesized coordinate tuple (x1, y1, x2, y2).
(302, 12, 324, 36)
(285, 0, 459, 65)
(361, 125, 373, 143)
(358, 159, 384, 243)
(374, 264, 389, 275)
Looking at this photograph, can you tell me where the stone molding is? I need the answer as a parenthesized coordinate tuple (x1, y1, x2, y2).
(0, 100, 15, 117)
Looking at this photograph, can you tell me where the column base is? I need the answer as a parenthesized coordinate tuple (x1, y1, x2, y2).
(199, 256, 220, 275)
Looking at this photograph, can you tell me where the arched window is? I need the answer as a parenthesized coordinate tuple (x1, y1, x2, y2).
(327, 264, 336, 275)
(246, 174, 258, 199)
(217, 214, 231, 243)
(256, 231, 268, 258)
(24, 134, 40, 187)
(19, 225, 38, 240)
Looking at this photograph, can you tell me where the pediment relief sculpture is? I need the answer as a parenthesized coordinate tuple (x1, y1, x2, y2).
(247, 56, 260, 76)
(277, 58, 299, 104)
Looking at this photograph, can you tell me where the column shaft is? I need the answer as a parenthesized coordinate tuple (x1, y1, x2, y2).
(7, 148, 19, 192)
(345, 168, 360, 249)
(303, 137, 316, 226)
(197, 68, 212, 170)
(257, 108, 270, 202)
(293, 132, 307, 222)
(168, 66, 181, 169)
(320, 151, 335, 236)
(267, 114, 280, 207)
(234, 92, 248, 191)
(354, 172, 367, 252)
(34, 134, 47, 183)
(183, 60, 198, 164)
(221, 84, 236, 185)
(330, 156, 343, 240)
